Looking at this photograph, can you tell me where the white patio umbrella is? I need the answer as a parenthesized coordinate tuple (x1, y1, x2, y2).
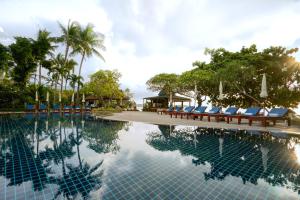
(58, 92, 61, 102)
(35, 91, 39, 102)
(46, 91, 49, 102)
(260, 73, 268, 115)
(71, 93, 74, 103)
(82, 93, 85, 103)
(194, 84, 198, 106)
(218, 81, 224, 100)
(260, 73, 268, 98)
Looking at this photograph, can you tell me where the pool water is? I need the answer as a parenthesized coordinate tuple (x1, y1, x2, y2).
(0, 114, 300, 199)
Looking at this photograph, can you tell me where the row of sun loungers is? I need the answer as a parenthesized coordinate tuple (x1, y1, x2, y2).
(159, 106, 291, 127)
(25, 104, 91, 113)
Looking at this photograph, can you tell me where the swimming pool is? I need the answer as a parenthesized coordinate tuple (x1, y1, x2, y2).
(0, 114, 299, 199)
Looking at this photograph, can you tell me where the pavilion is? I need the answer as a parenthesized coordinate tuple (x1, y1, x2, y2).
(143, 90, 191, 112)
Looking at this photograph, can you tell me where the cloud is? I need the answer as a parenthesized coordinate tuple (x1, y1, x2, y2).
(1, 0, 300, 104)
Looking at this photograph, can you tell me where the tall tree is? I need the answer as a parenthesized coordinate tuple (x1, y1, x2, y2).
(0, 43, 13, 80)
(32, 29, 56, 86)
(73, 23, 105, 103)
(146, 73, 179, 102)
(9, 37, 37, 87)
(57, 20, 80, 90)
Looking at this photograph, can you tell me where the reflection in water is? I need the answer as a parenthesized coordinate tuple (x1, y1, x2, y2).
(0, 114, 128, 199)
(295, 144, 300, 164)
(147, 126, 300, 196)
(1, 115, 300, 199)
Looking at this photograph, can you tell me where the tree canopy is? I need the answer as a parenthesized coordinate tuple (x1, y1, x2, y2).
(82, 69, 124, 101)
(146, 45, 300, 108)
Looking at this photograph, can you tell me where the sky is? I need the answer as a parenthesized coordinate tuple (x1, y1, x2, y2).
(1, 0, 300, 104)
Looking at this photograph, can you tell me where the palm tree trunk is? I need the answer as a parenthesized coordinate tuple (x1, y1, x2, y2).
(65, 78, 68, 90)
(54, 81, 58, 103)
(38, 63, 42, 86)
(60, 75, 63, 112)
(76, 127, 82, 169)
(76, 52, 85, 104)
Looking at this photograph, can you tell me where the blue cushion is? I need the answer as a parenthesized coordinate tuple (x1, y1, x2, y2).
(175, 106, 181, 112)
(26, 104, 35, 110)
(244, 107, 261, 116)
(53, 104, 59, 110)
(193, 106, 207, 113)
(183, 106, 195, 113)
(268, 108, 288, 117)
(167, 107, 173, 112)
(208, 107, 221, 114)
(224, 107, 238, 115)
(39, 104, 47, 110)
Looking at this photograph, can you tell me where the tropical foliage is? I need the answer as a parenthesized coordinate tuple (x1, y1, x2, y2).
(147, 45, 300, 108)
(0, 19, 129, 110)
(82, 69, 134, 108)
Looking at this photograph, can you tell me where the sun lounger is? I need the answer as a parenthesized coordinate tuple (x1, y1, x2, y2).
(52, 104, 60, 112)
(207, 107, 239, 122)
(248, 108, 291, 127)
(176, 106, 195, 119)
(39, 104, 48, 112)
(25, 104, 35, 112)
(169, 106, 182, 118)
(85, 105, 92, 112)
(191, 107, 221, 121)
(64, 105, 72, 112)
(157, 106, 173, 115)
(225, 107, 261, 124)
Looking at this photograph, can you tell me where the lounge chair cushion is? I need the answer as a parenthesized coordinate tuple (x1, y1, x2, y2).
(53, 104, 60, 110)
(183, 106, 195, 113)
(193, 106, 207, 113)
(167, 107, 173, 112)
(26, 104, 35, 110)
(268, 108, 288, 117)
(39, 104, 47, 110)
(175, 106, 181, 112)
(244, 107, 261, 116)
(208, 107, 221, 114)
(224, 107, 238, 115)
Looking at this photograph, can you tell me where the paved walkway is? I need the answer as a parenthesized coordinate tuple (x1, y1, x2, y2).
(98, 111, 300, 135)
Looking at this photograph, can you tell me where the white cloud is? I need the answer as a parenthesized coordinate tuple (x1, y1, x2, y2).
(1, 0, 300, 105)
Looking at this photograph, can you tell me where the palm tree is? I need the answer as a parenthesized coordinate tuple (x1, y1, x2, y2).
(69, 74, 83, 93)
(58, 20, 80, 90)
(32, 29, 56, 86)
(51, 54, 77, 108)
(57, 20, 80, 63)
(72, 23, 105, 103)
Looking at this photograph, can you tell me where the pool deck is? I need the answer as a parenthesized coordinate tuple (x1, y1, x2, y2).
(98, 111, 300, 135)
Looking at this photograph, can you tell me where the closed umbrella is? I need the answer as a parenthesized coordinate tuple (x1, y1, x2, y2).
(58, 92, 61, 102)
(35, 91, 39, 102)
(71, 93, 74, 103)
(82, 93, 85, 103)
(46, 91, 49, 102)
(260, 73, 268, 98)
(260, 73, 268, 115)
(218, 81, 224, 100)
